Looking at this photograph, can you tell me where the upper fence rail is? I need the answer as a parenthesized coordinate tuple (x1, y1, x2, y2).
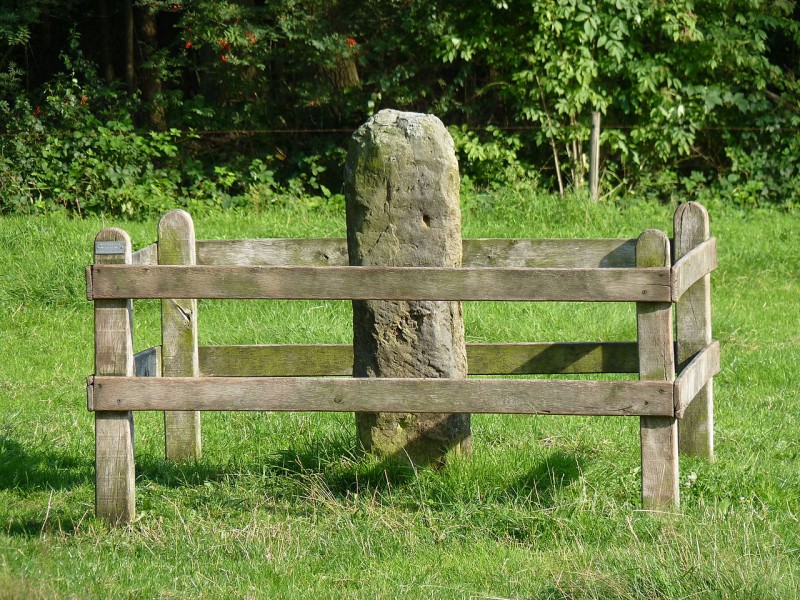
(670, 237, 717, 302)
(120, 235, 714, 304)
(132, 237, 639, 268)
(87, 264, 673, 302)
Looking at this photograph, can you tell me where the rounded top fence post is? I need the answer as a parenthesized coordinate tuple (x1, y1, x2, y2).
(158, 210, 197, 265)
(636, 228, 680, 509)
(93, 226, 136, 524)
(673, 201, 714, 460)
(93, 227, 133, 377)
(674, 202, 710, 258)
(158, 209, 201, 462)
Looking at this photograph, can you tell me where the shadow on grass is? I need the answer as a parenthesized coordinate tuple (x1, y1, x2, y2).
(134, 455, 232, 488)
(504, 450, 584, 508)
(0, 435, 92, 492)
(132, 435, 587, 513)
(0, 435, 94, 538)
(1, 430, 587, 535)
(134, 436, 421, 494)
(268, 445, 422, 493)
(3, 513, 91, 538)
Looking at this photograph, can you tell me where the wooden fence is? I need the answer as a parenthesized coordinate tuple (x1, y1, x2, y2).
(86, 202, 719, 523)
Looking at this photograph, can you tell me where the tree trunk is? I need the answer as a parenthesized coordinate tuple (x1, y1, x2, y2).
(327, 58, 360, 91)
(138, 6, 165, 129)
(97, 0, 115, 82)
(570, 114, 586, 189)
(123, 0, 135, 93)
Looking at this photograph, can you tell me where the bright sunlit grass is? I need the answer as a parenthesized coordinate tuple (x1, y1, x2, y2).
(1, 192, 798, 598)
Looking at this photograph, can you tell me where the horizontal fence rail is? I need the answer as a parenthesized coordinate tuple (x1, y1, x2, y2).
(671, 237, 718, 302)
(463, 238, 638, 269)
(133, 346, 160, 377)
(88, 376, 675, 417)
(87, 264, 673, 302)
(129, 236, 717, 303)
(197, 342, 641, 377)
(674, 341, 721, 417)
(195, 237, 641, 269)
(131, 242, 159, 266)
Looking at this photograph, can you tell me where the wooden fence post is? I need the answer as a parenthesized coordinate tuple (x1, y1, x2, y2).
(674, 202, 714, 460)
(94, 228, 136, 523)
(589, 111, 601, 201)
(636, 229, 679, 509)
(159, 210, 201, 461)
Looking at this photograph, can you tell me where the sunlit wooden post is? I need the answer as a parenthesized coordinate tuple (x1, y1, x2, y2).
(93, 227, 136, 523)
(674, 202, 714, 459)
(159, 210, 201, 461)
(636, 229, 679, 509)
(589, 111, 601, 201)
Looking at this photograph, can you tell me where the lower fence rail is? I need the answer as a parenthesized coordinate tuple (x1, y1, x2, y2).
(197, 341, 642, 377)
(88, 375, 674, 416)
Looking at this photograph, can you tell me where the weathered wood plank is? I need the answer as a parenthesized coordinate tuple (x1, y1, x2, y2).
(89, 265, 672, 302)
(87, 377, 94, 411)
(95, 412, 136, 523)
(198, 342, 640, 377)
(93, 227, 135, 524)
(159, 210, 201, 462)
(463, 238, 638, 268)
(88, 376, 674, 416)
(195, 237, 639, 268)
(674, 202, 715, 459)
(637, 229, 680, 510)
(134, 346, 161, 377)
(131, 242, 158, 265)
(466, 341, 639, 374)
(671, 237, 717, 302)
(200, 344, 353, 377)
(674, 341, 720, 419)
(197, 238, 348, 266)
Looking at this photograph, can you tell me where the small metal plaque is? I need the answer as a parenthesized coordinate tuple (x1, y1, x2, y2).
(94, 241, 126, 255)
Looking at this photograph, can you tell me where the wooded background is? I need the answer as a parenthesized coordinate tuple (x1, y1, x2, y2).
(1, 0, 798, 215)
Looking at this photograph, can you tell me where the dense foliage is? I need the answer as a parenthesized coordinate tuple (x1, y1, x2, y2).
(1, 0, 799, 215)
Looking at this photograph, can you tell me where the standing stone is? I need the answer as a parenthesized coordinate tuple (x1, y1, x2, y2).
(344, 109, 471, 465)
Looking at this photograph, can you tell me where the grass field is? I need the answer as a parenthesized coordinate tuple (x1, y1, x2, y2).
(1, 192, 799, 598)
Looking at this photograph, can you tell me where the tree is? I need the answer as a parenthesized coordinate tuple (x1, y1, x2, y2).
(1, 0, 799, 215)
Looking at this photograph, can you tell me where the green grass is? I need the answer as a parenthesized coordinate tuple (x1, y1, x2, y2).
(1, 192, 799, 598)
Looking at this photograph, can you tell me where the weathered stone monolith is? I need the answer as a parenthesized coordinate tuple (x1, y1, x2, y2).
(344, 109, 471, 465)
